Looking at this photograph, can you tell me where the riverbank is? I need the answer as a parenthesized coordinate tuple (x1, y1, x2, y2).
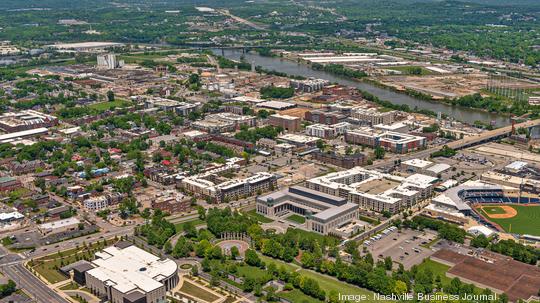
(214, 48, 510, 126)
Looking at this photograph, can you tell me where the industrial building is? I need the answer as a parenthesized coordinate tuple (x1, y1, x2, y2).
(83, 244, 178, 303)
(97, 54, 124, 69)
(256, 185, 359, 236)
(46, 42, 125, 52)
(306, 167, 437, 214)
(0, 110, 58, 132)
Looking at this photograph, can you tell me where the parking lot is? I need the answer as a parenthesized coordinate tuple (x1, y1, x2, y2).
(362, 228, 438, 269)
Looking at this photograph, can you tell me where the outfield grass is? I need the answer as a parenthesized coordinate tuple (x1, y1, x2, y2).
(480, 205, 540, 236)
(286, 214, 306, 224)
(179, 280, 219, 302)
(245, 209, 273, 223)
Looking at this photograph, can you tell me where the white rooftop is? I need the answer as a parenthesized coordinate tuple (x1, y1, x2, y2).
(402, 159, 433, 169)
(87, 245, 177, 294)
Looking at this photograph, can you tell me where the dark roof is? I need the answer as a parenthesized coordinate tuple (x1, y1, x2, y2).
(124, 290, 145, 302)
(114, 241, 133, 249)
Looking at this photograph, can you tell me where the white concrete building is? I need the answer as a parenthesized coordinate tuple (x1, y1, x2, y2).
(85, 244, 178, 303)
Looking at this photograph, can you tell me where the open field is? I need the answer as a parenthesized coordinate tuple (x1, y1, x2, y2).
(478, 205, 540, 236)
(88, 100, 131, 111)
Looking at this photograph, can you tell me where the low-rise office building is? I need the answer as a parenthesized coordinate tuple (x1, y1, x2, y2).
(305, 122, 350, 139)
(268, 114, 301, 132)
(345, 127, 426, 154)
(312, 151, 366, 169)
(256, 186, 359, 236)
(305, 110, 347, 125)
(206, 112, 257, 129)
(151, 190, 191, 214)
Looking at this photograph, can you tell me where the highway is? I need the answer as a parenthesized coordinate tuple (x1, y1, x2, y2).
(369, 119, 540, 170)
(2, 263, 69, 303)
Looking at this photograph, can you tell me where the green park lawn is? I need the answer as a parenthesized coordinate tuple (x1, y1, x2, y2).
(178, 280, 219, 302)
(88, 100, 131, 111)
(245, 209, 273, 223)
(259, 254, 382, 302)
(174, 218, 205, 233)
(279, 289, 325, 303)
(480, 205, 540, 236)
(286, 214, 306, 224)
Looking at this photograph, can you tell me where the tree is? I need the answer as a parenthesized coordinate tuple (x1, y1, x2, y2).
(230, 246, 239, 259)
(197, 206, 206, 220)
(245, 249, 262, 267)
(374, 146, 385, 159)
(393, 280, 408, 295)
(107, 90, 115, 102)
(471, 234, 489, 248)
(384, 256, 393, 270)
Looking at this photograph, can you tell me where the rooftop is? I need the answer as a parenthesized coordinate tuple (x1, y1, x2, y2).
(87, 245, 177, 294)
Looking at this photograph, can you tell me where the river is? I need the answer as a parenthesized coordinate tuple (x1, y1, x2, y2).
(213, 49, 510, 126)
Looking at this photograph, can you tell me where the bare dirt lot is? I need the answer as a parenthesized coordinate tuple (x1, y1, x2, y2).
(378, 73, 540, 99)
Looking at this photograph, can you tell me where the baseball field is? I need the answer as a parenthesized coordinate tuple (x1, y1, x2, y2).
(477, 204, 540, 236)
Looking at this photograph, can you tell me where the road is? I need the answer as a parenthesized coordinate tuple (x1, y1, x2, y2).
(216, 9, 267, 31)
(2, 263, 69, 303)
(369, 118, 540, 170)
